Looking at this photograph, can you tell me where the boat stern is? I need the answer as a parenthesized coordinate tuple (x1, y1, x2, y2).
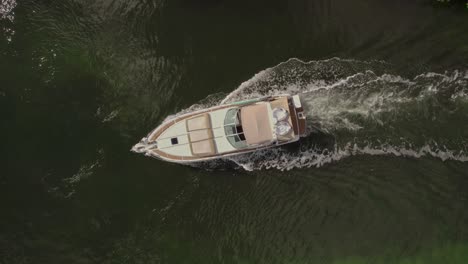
(291, 94, 307, 136)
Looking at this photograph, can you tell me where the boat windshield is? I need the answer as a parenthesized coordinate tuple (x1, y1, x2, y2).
(224, 109, 247, 149)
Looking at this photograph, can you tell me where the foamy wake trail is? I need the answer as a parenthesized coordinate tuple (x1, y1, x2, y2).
(180, 58, 468, 170)
(226, 143, 468, 171)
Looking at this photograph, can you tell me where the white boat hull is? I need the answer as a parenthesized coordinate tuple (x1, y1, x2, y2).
(132, 94, 307, 164)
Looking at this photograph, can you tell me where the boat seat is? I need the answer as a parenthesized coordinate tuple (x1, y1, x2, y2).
(190, 139, 216, 156)
(186, 113, 211, 131)
(188, 129, 213, 142)
(186, 113, 216, 156)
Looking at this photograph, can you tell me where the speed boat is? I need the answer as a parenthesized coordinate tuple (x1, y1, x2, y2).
(132, 94, 307, 163)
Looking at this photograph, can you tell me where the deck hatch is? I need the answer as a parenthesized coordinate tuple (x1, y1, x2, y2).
(171, 137, 178, 145)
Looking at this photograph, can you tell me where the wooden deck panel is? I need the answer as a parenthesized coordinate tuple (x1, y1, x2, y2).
(289, 104, 306, 136)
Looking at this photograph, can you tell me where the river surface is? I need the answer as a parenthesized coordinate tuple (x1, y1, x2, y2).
(1, 0, 468, 263)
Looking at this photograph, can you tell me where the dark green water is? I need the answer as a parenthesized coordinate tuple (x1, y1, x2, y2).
(1, 0, 468, 263)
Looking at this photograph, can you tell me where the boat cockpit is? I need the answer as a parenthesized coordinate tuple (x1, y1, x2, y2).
(224, 108, 248, 149)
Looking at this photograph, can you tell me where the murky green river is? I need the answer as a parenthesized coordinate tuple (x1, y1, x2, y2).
(1, 0, 468, 263)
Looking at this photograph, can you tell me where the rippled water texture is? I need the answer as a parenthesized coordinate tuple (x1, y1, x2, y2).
(1, 0, 468, 263)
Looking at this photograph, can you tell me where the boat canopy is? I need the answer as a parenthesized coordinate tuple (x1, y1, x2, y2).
(240, 103, 275, 145)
